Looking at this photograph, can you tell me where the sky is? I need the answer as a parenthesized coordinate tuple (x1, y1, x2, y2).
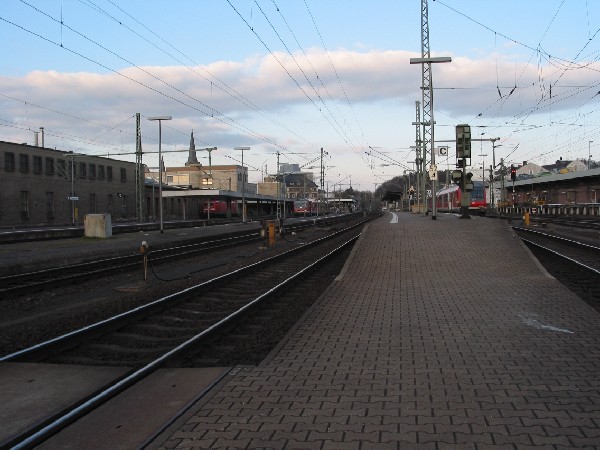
(1, 0, 599, 191)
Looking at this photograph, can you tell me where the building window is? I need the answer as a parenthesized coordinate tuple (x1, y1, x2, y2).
(89, 163, 96, 179)
(237, 173, 242, 181)
(98, 165, 105, 180)
(33, 156, 42, 174)
(67, 160, 76, 178)
(4, 152, 15, 172)
(107, 166, 113, 181)
(120, 167, 126, 182)
(107, 194, 113, 214)
(57, 159, 66, 177)
(90, 193, 96, 213)
(45, 157, 54, 175)
(167, 175, 174, 183)
(19, 154, 29, 173)
(46, 191, 54, 219)
(79, 162, 87, 178)
(20, 191, 29, 221)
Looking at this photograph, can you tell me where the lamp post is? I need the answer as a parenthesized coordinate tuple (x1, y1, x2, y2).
(235, 147, 250, 222)
(589, 141, 593, 170)
(148, 116, 172, 233)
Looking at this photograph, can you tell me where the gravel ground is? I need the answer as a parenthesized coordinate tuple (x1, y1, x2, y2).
(0, 225, 343, 356)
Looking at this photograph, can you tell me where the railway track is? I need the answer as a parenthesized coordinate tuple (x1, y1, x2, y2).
(0, 231, 260, 298)
(0, 216, 366, 448)
(0, 214, 357, 299)
(513, 226, 600, 310)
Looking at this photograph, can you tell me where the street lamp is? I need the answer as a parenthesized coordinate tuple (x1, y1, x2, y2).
(589, 141, 593, 170)
(148, 115, 172, 233)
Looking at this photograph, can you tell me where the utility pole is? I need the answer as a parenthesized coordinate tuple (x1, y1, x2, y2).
(500, 158, 506, 208)
(413, 101, 423, 213)
(135, 113, 144, 223)
(319, 147, 325, 217)
(235, 147, 250, 222)
(276, 151, 281, 219)
(410, 0, 451, 220)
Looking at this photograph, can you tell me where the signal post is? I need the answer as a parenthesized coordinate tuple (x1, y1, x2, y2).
(452, 124, 474, 219)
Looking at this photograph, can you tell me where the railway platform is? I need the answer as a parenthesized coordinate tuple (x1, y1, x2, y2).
(4, 211, 600, 448)
(0, 220, 265, 277)
(145, 211, 600, 448)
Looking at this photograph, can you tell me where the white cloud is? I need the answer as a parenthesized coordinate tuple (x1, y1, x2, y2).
(2, 47, 599, 187)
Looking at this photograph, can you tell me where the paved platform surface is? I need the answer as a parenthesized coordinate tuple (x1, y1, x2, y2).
(147, 211, 600, 449)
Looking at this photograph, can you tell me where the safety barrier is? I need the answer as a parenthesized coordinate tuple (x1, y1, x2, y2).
(497, 203, 600, 216)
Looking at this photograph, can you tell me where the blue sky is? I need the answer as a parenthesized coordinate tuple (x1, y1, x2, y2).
(1, 0, 599, 191)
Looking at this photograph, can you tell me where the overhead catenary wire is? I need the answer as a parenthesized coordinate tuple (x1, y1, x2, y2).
(433, 0, 600, 166)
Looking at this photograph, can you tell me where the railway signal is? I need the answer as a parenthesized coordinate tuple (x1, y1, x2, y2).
(510, 165, 517, 181)
(464, 172, 474, 192)
(456, 124, 472, 159)
(451, 169, 463, 188)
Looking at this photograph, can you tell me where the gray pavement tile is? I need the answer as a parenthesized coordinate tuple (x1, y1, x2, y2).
(150, 214, 600, 449)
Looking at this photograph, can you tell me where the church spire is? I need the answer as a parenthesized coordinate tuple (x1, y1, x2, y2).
(185, 130, 200, 166)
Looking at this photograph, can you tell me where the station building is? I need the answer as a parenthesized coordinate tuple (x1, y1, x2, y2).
(0, 140, 138, 228)
(1, 131, 326, 228)
(503, 167, 600, 214)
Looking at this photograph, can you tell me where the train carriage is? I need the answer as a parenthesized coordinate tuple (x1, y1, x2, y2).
(202, 200, 237, 216)
(293, 199, 328, 216)
(435, 181, 487, 213)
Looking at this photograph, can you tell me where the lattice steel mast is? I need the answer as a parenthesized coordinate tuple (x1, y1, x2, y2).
(135, 113, 144, 222)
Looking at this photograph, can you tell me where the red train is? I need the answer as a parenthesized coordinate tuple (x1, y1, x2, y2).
(202, 200, 237, 216)
(435, 181, 487, 212)
(293, 199, 328, 216)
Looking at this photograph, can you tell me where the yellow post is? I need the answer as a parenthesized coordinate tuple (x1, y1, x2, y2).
(523, 211, 530, 226)
(268, 221, 276, 246)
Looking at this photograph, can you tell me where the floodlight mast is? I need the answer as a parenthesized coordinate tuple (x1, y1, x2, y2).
(235, 147, 250, 222)
(147, 116, 172, 233)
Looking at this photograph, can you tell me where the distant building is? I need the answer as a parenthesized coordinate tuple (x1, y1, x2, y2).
(158, 164, 256, 195)
(153, 130, 258, 194)
(542, 158, 587, 174)
(284, 173, 318, 199)
(257, 176, 283, 197)
(506, 161, 548, 180)
(257, 172, 317, 199)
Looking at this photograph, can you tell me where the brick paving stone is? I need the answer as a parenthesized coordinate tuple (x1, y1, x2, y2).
(474, 445, 518, 450)
(530, 433, 574, 446)
(438, 443, 478, 450)
(321, 440, 359, 450)
(246, 438, 287, 449)
(492, 432, 535, 446)
(569, 436, 600, 447)
(284, 440, 323, 450)
(418, 432, 456, 444)
(361, 442, 399, 450)
(149, 214, 600, 449)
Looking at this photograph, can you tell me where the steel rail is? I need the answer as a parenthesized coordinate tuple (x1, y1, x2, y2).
(518, 237, 600, 275)
(6, 229, 362, 449)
